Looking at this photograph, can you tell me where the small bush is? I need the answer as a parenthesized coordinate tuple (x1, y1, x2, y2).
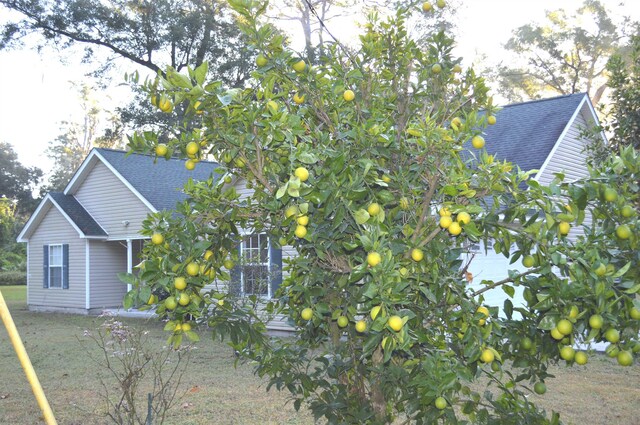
(0, 271, 26, 285)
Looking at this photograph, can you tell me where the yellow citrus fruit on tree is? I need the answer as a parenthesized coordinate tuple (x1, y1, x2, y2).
(453, 64, 462, 73)
(630, 307, 640, 320)
(560, 346, 575, 361)
(617, 350, 633, 366)
(174, 277, 187, 290)
(522, 255, 535, 268)
(456, 211, 471, 225)
(223, 259, 235, 269)
(480, 348, 494, 363)
(337, 316, 349, 328)
(147, 294, 157, 305)
(186, 262, 199, 276)
(204, 250, 214, 261)
(411, 248, 424, 262)
(434, 396, 447, 410)
(155, 144, 168, 156)
(185, 160, 196, 170)
(151, 233, 164, 245)
(367, 252, 382, 267)
(615, 224, 631, 240)
(388, 315, 403, 332)
(368, 202, 381, 216)
(439, 215, 453, 229)
(295, 225, 308, 238)
(534, 382, 546, 395)
(556, 319, 573, 335)
(589, 314, 603, 329)
(301, 307, 313, 321)
(182, 322, 192, 331)
(422, 2, 432, 12)
(558, 221, 571, 235)
(431, 63, 442, 74)
(621, 205, 635, 218)
(448, 222, 462, 236)
(178, 293, 190, 306)
(399, 197, 409, 209)
(605, 328, 620, 343)
(158, 96, 173, 113)
(297, 215, 309, 226)
(295, 167, 310, 181)
(165, 296, 178, 310)
(436, 0, 445, 8)
(487, 115, 497, 125)
(477, 306, 489, 318)
(471, 135, 485, 149)
(439, 207, 451, 217)
(355, 320, 367, 333)
(292, 59, 306, 72)
(256, 54, 268, 67)
(186, 141, 199, 156)
(293, 92, 305, 104)
(603, 187, 618, 202)
(550, 327, 564, 340)
(343, 89, 355, 102)
(574, 351, 588, 365)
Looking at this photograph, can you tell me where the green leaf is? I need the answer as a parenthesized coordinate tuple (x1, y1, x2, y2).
(537, 313, 559, 330)
(185, 330, 200, 342)
(123, 290, 135, 310)
(612, 262, 631, 278)
(276, 183, 288, 199)
(193, 62, 208, 86)
(354, 209, 370, 225)
(502, 285, 515, 298)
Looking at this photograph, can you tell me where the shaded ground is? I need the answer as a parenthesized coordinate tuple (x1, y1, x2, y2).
(1, 286, 638, 424)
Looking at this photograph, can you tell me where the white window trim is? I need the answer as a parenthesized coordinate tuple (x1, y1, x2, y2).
(238, 233, 272, 298)
(48, 244, 64, 289)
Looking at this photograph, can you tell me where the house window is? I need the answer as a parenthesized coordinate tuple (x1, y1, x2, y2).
(43, 244, 69, 289)
(231, 233, 282, 298)
(240, 234, 271, 296)
(49, 245, 63, 288)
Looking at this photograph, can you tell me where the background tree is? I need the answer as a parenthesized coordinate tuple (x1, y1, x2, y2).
(487, 0, 629, 104)
(0, 0, 256, 136)
(120, 1, 639, 423)
(606, 27, 640, 151)
(43, 84, 124, 192)
(0, 142, 42, 215)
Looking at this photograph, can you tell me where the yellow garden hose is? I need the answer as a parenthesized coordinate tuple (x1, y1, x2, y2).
(0, 290, 57, 425)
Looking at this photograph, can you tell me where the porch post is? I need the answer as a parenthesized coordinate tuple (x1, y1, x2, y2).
(126, 239, 133, 293)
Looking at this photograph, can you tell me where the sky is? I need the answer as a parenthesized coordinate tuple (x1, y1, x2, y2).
(0, 0, 638, 177)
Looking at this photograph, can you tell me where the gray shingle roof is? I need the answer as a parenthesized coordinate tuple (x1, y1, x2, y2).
(95, 148, 220, 212)
(49, 192, 107, 237)
(468, 93, 586, 171)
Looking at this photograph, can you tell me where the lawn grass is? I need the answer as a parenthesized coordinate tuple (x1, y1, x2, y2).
(1, 285, 639, 424)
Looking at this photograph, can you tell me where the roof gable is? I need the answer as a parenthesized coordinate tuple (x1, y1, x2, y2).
(65, 148, 220, 212)
(17, 193, 108, 242)
(476, 93, 588, 172)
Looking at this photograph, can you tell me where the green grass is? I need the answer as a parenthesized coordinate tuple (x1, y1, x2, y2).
(1, 285, 639, 424)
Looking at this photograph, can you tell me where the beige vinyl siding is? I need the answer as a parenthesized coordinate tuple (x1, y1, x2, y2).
(27, 205, 85, 309)
(73, 161, 152, 240)
(89, 240, 128, 309)
(536, 107, 593, 242)
(536, 108, 591, 186)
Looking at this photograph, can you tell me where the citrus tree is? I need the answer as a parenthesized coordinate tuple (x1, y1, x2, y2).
(124, 1, 639, 423)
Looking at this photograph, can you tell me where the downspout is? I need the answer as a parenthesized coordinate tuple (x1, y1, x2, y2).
(85, 240, 90, 310)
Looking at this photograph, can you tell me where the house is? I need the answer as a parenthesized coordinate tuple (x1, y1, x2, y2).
(462, 92, 604, 308)
(16, 148, 220, 313)
(17, 92, 603, 314)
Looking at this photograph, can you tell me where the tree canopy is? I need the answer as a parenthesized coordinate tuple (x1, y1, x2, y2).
(0, 142, 42, 215)
(488, 0, 630, 104)
(0, 0, 253, 88)
(121, 1, 639, 423)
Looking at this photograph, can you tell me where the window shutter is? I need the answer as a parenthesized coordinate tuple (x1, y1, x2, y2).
(269, 241, 282, 298)
(229, 243, 242, 296)
(43, 245, 49, 288)
(62, 244, 69, 289)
